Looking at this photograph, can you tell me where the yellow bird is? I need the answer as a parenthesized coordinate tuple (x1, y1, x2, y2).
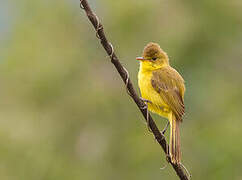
(137, 42, 185, 164)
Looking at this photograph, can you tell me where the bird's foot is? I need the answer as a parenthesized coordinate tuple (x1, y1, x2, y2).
(140, 97, 152, 105)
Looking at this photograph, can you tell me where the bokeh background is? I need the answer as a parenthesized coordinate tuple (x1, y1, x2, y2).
(1, 0, 242, 179)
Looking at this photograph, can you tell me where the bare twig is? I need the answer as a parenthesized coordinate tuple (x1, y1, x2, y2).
(79, 1, 191, 179)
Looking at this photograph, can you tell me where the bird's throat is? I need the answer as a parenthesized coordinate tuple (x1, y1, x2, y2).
(139, 62, 168, 72)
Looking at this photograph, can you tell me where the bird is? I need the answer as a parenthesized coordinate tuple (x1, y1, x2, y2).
(137, 42, 185, 164)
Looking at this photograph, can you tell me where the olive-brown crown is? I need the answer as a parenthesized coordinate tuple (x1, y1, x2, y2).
(143, 42, 168, 60)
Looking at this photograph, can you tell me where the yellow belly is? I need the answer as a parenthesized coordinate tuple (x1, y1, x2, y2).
(138, 69, 170, 118)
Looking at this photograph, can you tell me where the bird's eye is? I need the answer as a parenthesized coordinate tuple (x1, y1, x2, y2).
(152, 57, 157, 60)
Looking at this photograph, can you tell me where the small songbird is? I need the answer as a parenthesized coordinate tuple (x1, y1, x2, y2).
(137, 42, 185, 164)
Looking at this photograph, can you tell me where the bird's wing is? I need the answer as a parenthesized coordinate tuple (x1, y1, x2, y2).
(151, 66, 185, 121)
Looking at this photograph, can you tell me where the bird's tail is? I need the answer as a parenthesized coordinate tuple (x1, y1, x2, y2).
(169, 113, 181, 164)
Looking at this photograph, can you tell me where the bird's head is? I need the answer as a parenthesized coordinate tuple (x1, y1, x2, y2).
(137, 42, 169, 70)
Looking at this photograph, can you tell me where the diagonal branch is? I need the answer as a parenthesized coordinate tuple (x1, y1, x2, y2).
(80, 1, 190, 179)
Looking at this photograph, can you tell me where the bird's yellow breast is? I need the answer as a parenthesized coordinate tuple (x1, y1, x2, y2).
(138, 65, 169, 118)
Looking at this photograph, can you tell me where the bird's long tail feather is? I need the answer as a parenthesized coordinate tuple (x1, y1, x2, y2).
(169, 113, 181, 164)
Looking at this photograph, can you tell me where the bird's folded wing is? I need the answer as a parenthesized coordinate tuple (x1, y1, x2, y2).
(151, 67, 185, 121)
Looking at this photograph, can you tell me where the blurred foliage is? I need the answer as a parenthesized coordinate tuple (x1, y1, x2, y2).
(1, 0, 242, 179)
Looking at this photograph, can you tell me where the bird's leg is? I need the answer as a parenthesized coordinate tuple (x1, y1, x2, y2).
(140, 97, 152, 132)
(161, 121, 170, 135)
(158, 118, 170, 160)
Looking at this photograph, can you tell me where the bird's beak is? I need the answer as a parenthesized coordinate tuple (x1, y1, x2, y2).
(136, 57, 145, 61)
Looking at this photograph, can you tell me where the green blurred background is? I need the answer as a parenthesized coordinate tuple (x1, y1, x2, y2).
(1, 0, 242, 179)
